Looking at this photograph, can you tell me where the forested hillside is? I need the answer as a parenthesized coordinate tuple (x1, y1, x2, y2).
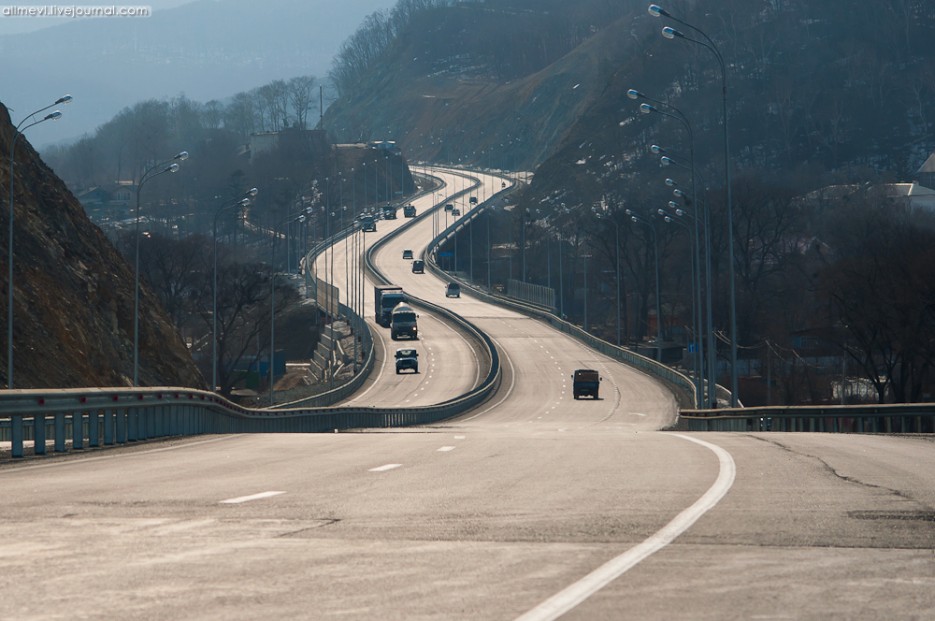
(324, 0, 935, 404)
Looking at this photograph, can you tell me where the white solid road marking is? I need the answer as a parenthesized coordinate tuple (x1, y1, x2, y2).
(437, 446, 456, 452)
(515, 434, 736, 621)
(219, 491, 285, 504)
(463, 335, 516, 421)
(369, 463, 402, 472)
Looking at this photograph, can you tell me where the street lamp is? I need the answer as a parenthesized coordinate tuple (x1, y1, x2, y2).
(597, 200, 622, 347)
(625, 210, 663, 362)
(268, 209, 307, 405)
(651, 203, 704, 407)
(650, 3, 738, 406)
(6, 96, 70, 389)
(212, 188, 258, 391)
(330, 210, 337, 388)
(132, 150, 188, 386)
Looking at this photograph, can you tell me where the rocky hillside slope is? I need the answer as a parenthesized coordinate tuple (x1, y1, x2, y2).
(325, 0, 935, 179)
(1, 103, 203, 389)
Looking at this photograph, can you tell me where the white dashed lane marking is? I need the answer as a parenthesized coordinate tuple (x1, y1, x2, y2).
(369, 464, 402, 472)
(219, 491, 285, 504)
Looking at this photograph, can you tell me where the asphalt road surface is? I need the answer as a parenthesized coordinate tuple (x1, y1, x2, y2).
(2, 169, 933, 620)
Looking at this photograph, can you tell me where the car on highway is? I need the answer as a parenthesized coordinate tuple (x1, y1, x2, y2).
(395, 347, 419, 374)
(359, 214, 376, 232)
(402, 249, 413, 260)
(469, 196, 478, 204)
(572, 369, 601, 399)
(411, 259, 424, 273)
(452, 208, 461, 216)
(445, 282, 461, 298)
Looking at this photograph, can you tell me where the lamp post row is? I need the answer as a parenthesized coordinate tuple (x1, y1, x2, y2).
(627, 89, 711, 407)
(132, 150, 188, 386)
(634, 3, 738, 406)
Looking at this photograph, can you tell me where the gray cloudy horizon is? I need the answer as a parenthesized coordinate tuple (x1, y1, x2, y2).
(1, 0, 397, 147)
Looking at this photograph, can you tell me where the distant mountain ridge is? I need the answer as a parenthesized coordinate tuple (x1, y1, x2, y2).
(2, 0, 396, 144)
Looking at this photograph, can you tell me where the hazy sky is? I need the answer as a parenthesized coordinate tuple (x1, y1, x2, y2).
(0, 1, 194, 35)
(2, 0, 397, 146)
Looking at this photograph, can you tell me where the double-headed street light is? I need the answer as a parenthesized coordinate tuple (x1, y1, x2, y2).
(212, 188, 258, 391)
(268, 209, 309, 405)
(649, 3, 738, 406)
(133, 150, 188, 386)
(7, 95, 71, 389)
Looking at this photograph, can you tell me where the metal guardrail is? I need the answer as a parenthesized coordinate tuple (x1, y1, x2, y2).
(676, 403, 935, 433)
(0, 380, 501, 459)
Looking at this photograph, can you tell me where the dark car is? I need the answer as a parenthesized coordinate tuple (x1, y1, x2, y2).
(402, 249, 413, 260)
(395, 348, 419, 374)
(572, 369, 601, 399)
(445, 282, 461, 298)
(469, 196, 478, 204)
(411, 259, 425, 273)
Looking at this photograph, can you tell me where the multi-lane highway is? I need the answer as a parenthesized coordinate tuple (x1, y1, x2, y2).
(1, 168, 933, 620)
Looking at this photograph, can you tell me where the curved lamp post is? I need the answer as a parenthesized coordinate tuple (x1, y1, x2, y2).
(597, 200, 622, 347)
(268, 209, 309, 405)
(656, 198, 705, 407)
(6, 96, 70, 389)
(625, 210, 664, 363)
(212, 188, 258, 391)
(649, 3, 737, 406)
(133, 150, 188, 386)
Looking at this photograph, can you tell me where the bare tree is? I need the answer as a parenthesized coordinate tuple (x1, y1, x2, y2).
(287, 76, 317, 129)
(224, 91, 258, 139)
(818, 199, 935, 402)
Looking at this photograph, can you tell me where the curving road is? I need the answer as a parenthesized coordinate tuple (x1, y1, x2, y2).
(1, 169, 933, 620)
(310, 169, 486, 407)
